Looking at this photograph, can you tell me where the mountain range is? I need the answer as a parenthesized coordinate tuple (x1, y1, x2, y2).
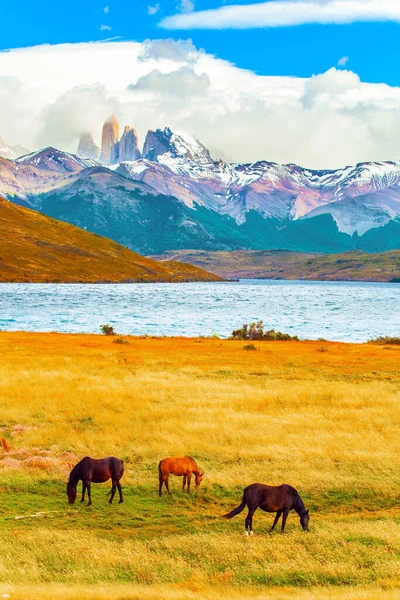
(1, 120, 400, 254)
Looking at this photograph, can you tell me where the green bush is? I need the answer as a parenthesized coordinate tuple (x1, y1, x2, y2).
(231, 321, 299, 341)
(368, 336, 400, 345)
(100, 324, 116, 336)
(113, 337, 129, 345)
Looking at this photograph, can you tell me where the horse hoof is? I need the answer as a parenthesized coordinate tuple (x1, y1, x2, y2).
(245, 531, 249, 536)
(250, 531, 254, 536)
(119, 500, 123, 504)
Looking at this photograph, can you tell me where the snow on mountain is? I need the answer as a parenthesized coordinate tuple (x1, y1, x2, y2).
(116, 128, 400, 235)
(16, 147, 98, 173)
(2, 126, 400, 250)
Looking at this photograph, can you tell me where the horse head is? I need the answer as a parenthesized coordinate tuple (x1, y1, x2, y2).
(66, 482, 77, 504)
(300, 509, 310, 531)
(195, 471, 205, 487)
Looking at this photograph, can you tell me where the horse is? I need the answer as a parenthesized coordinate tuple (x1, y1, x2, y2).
(223, 483, 310, 534)
(158, 456, 204, 496)
(66, 456, 124, 506)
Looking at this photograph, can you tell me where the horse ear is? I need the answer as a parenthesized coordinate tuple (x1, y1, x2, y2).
(201, 472, 205, 476)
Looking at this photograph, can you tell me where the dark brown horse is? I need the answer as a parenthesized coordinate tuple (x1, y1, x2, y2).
(158, 456, 204, 496)
(67, 456, 124, 506)
(223, 483, 310, 534)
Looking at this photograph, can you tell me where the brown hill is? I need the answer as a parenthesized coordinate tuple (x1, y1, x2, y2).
(151, 249, 400, 283)
(0, 199, 222, 283)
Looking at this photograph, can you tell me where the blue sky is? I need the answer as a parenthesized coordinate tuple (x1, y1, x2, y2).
(1, 0, 400, 86)
(1, 0, 400, 168)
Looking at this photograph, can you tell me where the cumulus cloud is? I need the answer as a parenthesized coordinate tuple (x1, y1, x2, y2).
(1, 40, 400, 169)
(128, 66, 210, 98)
(138, 38, 199, 62)
(100, 24, 112, 31)
(160, 0, 400, 30)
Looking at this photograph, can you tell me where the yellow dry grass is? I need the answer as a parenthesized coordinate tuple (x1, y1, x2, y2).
(0, 333, 399, 599)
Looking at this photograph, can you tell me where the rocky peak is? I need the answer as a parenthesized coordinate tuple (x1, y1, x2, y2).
(77, 133, 100, 160)
(99, 115, 120, 165)
(119, 126, 142, 162)
(142, 127, 212, 164)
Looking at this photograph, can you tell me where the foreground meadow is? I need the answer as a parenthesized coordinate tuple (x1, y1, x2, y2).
(0, 332, 399, 599)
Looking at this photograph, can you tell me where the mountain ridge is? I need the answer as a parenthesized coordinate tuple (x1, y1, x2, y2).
(1, 124, 400, 254)
(0, 197, 222, 283)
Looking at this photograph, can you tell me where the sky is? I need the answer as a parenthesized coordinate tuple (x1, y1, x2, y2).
(1, 0, 400, 168)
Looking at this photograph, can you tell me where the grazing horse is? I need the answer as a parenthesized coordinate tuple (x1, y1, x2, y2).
(223, 483, 310, 534)
(158, 456, 204, 496)
(66, 456, 124, 506)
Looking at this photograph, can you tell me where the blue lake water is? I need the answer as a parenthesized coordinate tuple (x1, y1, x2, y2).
(0, 280, 398, 342)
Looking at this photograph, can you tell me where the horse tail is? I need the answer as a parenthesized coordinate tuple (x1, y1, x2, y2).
(158, 461, 163, 478)
(222, 490, 247, 519)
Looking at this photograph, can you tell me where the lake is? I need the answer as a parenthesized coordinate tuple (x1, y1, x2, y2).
(0, 280, 398, 342)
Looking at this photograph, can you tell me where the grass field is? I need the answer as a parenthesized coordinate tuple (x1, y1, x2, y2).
(0, 333, 399, 599)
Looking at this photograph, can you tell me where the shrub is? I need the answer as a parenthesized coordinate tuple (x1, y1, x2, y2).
(368, 336, 400, 345)
(231, 321, 299, 342)
(243, 344, 257, 351)
(113, 337, 129, 345)
(100, 324, 116, 336)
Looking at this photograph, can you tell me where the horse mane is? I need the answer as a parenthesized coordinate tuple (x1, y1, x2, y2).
(290, 488, 307, 515)
(68, 456, 91, 482)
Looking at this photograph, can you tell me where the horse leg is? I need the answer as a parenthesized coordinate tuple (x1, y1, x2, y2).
(165, 475, 171, 495)
(281, 509, 289, 533)
(80, 481, 86, 502)
(109, 480, 117, 504)
(187, 473, 192, 494)
(117, 481, 123, 503)
(86, 481, 92, 506)
(270, 510, 282, 533)
(182, 474, 187, 491)
(245, 509, 255, 536)
(159, 472, 163, 496)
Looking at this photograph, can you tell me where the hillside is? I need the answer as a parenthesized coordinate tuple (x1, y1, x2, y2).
(151, 249, 400, 282)
(0, 198, 222, 283)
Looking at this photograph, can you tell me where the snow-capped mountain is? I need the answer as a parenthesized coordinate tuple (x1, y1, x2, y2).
(118, 128, 400, 236)
(0, 136, 29, 160)
(16, 147, 99, 173)
(0, 127, 399, 254)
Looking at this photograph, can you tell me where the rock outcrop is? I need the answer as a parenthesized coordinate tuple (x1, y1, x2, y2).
(119, 126, 141, 162)
(142, 129, 172, 162)
(77, 133, 100, 160)
(99, 116, 120, 165)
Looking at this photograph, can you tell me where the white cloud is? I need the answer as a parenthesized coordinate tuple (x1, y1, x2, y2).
(100, 24, 112, 31)
(128, 66, 210, 98)
(338, 56, 349, 67)
(160, 0, 400, 30)
(103, 6, 109, 14)
(1, 40, 400, 169)
(179, 0, 195, 14)
(138, 38, 199, 62)
(148, 4, 160, 15)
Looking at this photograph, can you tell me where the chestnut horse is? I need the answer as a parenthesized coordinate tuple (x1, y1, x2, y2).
(67, 456, 124, 506)
(223, 483, 310, 534)
(158, 456, 204, 496)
